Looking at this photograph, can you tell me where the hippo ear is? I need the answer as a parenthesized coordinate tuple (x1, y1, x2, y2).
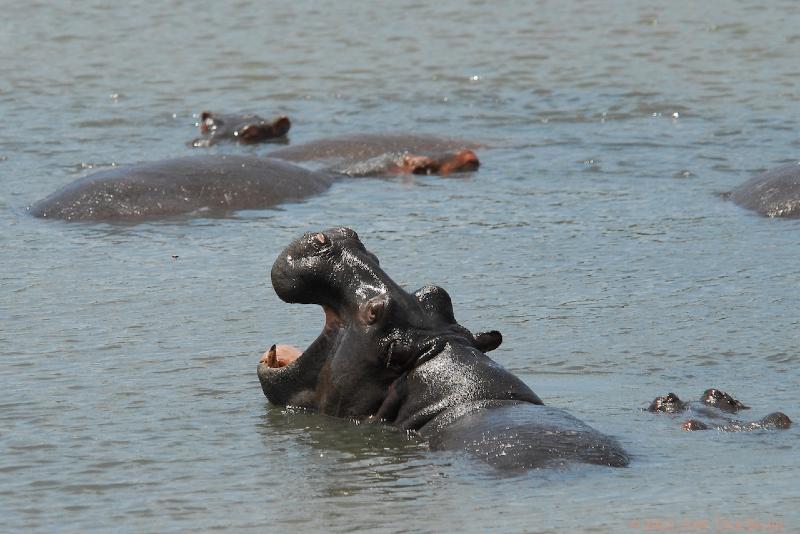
(200, 111, 213, 122)
(238, 124, 263, 142)
(474, 330, 502, 352)
(414, 285, 456, 323)
(272, 116, 291, 136)
(360, 294, 388, 326)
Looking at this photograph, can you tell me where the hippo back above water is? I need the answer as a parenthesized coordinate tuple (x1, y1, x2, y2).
(29, 155, 332, 221)
(729, 162, 800, 218)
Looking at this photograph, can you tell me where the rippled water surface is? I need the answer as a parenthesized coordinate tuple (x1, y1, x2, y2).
(2, 1, 799, 532)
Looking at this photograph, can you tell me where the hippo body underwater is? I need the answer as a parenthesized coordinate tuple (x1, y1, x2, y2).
(257, 228, 629, 470)
(729, 162, 800, 218)
(30, 133, 479, 222)
(29, 155, 333, 221)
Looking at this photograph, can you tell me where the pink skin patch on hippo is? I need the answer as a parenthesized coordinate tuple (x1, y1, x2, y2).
(260, 344, 302, 368)
(391, 149, 480, 176)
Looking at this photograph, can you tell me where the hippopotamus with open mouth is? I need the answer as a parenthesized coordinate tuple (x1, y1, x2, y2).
(190, 111, 291, 147)
(648, 389, 791, 431)
(728, 161, 800, 218)
(257, 228, 630, 470)
(29, 135, 480, 221)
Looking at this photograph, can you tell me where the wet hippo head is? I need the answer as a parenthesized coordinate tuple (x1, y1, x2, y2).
(395, 149, 480, 176)
(647, 392, 686, 413)
(257, 227, 500, 418)
(700, 388, 749, 413)
(193, 111, 291, 146)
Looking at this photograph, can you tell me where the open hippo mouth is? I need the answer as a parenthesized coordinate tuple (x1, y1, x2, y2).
(256, 227, 502, 419)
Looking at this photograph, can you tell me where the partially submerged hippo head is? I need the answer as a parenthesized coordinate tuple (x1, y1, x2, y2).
(647, 392, 686, 413)
(393, 149, 480, 176)
(257, 227, 503, 419)
(648, 389, 790, 432)
(700, 388, 748, 413)
(648, 389, 748, 414)
(192, 111, 291, 147)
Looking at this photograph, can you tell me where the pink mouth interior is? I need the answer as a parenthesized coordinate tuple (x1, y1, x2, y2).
(260, 306, 342, 369)
(260, 344, 302, 368)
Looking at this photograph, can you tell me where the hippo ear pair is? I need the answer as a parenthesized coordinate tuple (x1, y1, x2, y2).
(237, 116, 291, 142)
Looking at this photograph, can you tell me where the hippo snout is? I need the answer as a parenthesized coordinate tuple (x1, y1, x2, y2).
(270, 227, 367, 306)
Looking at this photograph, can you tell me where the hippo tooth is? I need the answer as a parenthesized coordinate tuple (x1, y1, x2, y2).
(266, 345, 278, 368)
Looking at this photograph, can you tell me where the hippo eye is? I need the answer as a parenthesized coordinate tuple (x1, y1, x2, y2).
(360, 294, 387, 326)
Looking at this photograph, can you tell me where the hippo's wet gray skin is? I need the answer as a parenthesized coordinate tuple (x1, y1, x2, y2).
(28, 156, 332, 221)
(257, 228, 629, 470)
(648, 389, 792, 431)
(191, 111, 291, 147)
(729, 162, 800, 218)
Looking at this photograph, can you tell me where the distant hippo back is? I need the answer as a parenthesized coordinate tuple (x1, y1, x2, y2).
(29, 155, 332, 221)
(730, 162, 800, 218)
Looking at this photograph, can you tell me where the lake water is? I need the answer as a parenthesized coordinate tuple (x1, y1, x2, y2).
(2, 1, 799, 532)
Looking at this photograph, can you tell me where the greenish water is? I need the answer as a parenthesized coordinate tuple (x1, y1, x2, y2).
(1, 1, 798, 532)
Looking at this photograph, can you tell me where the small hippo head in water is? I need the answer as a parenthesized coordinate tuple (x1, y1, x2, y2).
(648, 389, 749, 414)
(700, 388, 749, 413)
(647, 392, 686, 413)
(394, 149, 480, 176)
(257, 227, 504, 418)
(191, 111, 291, 147)
(647, 389, 790, 432)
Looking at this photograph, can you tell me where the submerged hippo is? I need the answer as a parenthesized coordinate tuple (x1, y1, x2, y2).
(648, 389, 791, 431)
(257, 228, 629, 470)
(729, 162, 800, 218)
(190, 111, 291, 147)
(267, 133, 480, 176)
(28, 156, 332, 221)
(30, 140, 480, 222)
